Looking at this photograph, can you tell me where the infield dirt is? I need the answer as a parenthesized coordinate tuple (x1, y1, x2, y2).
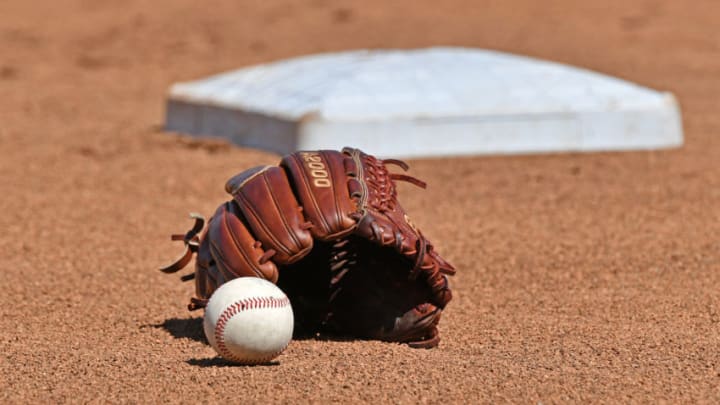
(2, 1, 719, 403)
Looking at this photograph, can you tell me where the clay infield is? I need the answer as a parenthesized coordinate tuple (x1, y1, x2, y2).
(2, 0, 719, 403)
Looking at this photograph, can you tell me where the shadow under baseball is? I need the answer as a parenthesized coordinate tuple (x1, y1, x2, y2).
(186, 357, 281, 368)
(154, 317, 206, 343)
(154, 316, 361, 345)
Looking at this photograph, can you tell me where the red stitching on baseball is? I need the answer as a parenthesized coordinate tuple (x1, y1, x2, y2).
(214, 296, 291, 363)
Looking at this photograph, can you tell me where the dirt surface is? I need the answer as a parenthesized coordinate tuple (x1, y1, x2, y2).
(2, 0, 719, 403)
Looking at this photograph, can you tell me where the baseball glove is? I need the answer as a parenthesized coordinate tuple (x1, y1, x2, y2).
(161, 147, 455, 348)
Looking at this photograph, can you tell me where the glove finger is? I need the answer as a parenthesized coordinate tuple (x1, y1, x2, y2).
(281, 150, 357, 240)
(393, 304, 443, 348)
(227, 166, 314, 265)
(206, 201, 279, 283)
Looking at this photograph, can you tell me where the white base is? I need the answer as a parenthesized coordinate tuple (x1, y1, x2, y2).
(165, 47, 683, 158)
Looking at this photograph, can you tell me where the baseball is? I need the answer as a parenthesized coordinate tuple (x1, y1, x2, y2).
(203, 277, 294, 364)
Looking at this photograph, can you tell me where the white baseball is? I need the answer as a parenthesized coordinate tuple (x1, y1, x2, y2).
(203, 277, 294, 364)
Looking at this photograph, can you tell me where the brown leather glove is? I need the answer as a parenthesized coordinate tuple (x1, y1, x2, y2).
(161, 147, 455, 348)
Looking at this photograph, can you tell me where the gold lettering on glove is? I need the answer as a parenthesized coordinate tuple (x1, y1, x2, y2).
(300, 152, 331, 188)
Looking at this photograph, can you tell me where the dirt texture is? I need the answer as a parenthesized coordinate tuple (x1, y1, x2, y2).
(2, 0, 720, 403)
